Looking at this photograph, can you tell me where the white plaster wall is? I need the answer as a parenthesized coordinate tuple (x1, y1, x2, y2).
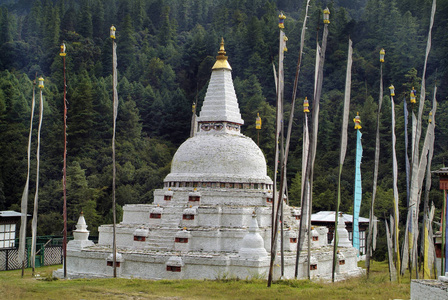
(66, 250, 114, 277)
(189, 230, 221, 252)
(98, 226, 135, 248)
(283, 230, 298, 252)
(219, 230, 246, 252)
(58, 245, 363, 281)
(256, 208, 273, 228)
(220, 207, 253, 228)
(196, 206, 221, 227)
(122, 205, 152, 224)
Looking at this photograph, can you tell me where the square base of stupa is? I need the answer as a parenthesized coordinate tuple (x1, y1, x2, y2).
(53, 244, 364, 281)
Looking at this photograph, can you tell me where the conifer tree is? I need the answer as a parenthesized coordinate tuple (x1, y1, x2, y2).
(132, 0, 145, 32)
(157, 6, 176, 47)
(68, 71, 95, 157)
(92, 0, 105, 39)
(78, 0, 93, 39)
(0, 7, 13, 44)
(61, 5, 77, 33)
(117, 14, 136, 74)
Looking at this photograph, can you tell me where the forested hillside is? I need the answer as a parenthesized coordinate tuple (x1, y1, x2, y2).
(0, 0, 447, 260)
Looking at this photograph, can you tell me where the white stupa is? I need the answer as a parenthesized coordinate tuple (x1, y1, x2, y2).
(54, 39, 363, 281)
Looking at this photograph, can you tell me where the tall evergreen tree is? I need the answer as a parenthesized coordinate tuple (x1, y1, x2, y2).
(60, 5, 77, 33)
(92, 0, 105, 39)
(68, 71, 95, 158)
(117, 14, 136, 74)
(157, 6, 176, 47)
(78, 0, 93, 39)
(0, 7, 13, 44)
(132, 0, 145, 32)
(43, 6, 60, 50)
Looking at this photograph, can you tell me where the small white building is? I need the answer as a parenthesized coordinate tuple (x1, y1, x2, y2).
(55, 40, 364, 281)
(0, 211, 21, 249)
(311, 211, 370, 256)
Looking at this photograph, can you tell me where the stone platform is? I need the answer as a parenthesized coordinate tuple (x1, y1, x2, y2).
(411, 279, 448, 300)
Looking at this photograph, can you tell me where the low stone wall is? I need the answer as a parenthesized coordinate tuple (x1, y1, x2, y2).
(410, 280, 448, 300)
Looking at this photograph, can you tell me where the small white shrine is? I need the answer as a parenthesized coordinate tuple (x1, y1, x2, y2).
(54, 40, 363, 281)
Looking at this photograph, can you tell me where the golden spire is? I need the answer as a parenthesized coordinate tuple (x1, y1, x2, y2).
(212, 38, 232, 70)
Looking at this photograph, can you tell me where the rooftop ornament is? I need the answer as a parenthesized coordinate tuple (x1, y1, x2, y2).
(212, 38, 231, 70)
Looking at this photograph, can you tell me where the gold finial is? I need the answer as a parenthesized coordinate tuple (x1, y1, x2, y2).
(354, 112, 362, 130)
(218, 38, 226, 56)
(212, 38, 232, 70)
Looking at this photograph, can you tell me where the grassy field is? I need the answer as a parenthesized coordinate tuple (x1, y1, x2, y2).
(0, 261, 410, 299)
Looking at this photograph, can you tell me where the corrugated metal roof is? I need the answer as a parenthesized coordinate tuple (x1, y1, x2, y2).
(433, 167, 448, 176)
(0, 211, 24, 218)
(311, 211, 369, 223)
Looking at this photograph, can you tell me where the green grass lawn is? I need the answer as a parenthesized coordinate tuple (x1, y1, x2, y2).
(0, 261, 410, 299)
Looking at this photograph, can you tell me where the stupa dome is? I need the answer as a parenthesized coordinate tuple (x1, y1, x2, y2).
(163, 39, 272, 186)
(165, 133, 271, 184)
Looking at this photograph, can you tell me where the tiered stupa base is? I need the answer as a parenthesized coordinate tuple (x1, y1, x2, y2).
(55, 245, 363, 281)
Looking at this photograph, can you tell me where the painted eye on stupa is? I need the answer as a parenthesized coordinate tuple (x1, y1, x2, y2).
(214, 123, 223, 130)
(201, 124, 211, 131)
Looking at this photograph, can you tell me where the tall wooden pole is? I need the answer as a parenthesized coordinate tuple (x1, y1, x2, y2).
(443, 189, 447, 275)
(366, 50, 384, 277)
(390, 88, 401, 283)
(60, 44, 68, 279)
(267, 13, 286, 287)
(111, 25, 118, 278)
